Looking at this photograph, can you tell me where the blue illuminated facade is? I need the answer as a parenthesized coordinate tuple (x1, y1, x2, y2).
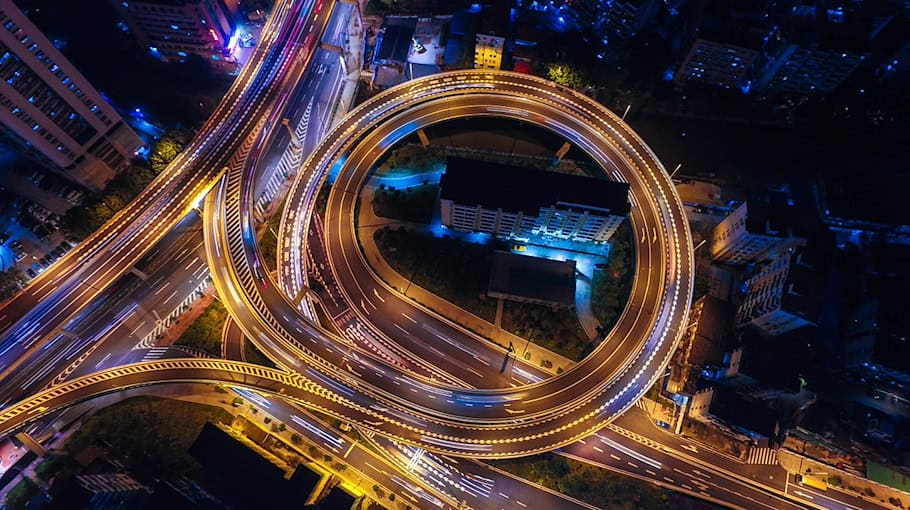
(112, 0, 237, 71)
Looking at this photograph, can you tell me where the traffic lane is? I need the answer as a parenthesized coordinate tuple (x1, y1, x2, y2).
(614, 407, 786, 484)
(461, 458, 596, 510)
(223, 318, 245, 362)
(242, 398, 464, 510)
(68, 255, 211, 379)
(0, 270, 148, 402)
(561, 440, 806, 510)
(209, 72, 689, 451)
(250, 49, 337, 200)
(367, 432, 594, 510)
(0, 132, 241, 382)
(270, 88, 676, 422)
(299, 220, 453, 382)
(58, 236, 211, 381)
(321, 97, 672, 417)
(785, 473, 884, 510)
(0, 0, 305, 333)
(0, 0, 318, 374)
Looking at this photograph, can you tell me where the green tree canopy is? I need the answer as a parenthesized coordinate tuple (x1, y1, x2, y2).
(0, 269, 23, 301)
(545, 63, 587, 90)
(149, 129, 194, 173)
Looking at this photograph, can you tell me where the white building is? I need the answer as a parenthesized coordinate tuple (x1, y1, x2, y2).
(736, 246, 821, 336)
(439, 157, 630, 244)
(0, 0, 144, 190)
(710, 201, 805, 265)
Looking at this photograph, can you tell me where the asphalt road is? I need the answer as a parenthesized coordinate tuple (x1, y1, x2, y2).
(0, 0, 320, 385)
(200, 70, 694, 456)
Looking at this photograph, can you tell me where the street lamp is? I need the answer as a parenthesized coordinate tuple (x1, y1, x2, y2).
(621, 103, 632, 121)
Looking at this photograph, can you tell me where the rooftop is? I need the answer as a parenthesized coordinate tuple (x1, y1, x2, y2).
(780, 234, 833, 323)
(189, 422, 319, 508)
(488, 251, 576, 308)
(689, 296, 736, 368)
(440, 157, 630, 216)
(744, 201, 822, 239)
(710, 386, 780, 440)
(375, 20, 417, 64)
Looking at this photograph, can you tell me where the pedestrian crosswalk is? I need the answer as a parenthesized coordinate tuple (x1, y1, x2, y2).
(746, 447, 778, 465)
(142, 347, 169, 362)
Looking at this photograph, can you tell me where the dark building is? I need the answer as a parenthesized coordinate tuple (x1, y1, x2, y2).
(111, 0, 237, 71)
(569, 0, 662, 42)
(667, 295, 740, 396)
(44, 473, 150, 509)
(189, 422, 320, 509)
(710, 386, 781, 446)
(488, 251, 576, 308)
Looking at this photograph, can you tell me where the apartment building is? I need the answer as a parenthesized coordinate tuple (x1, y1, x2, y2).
(0, 0, 143, 190)
(439, 157, 630, 244)
(112, 0, 237, 71)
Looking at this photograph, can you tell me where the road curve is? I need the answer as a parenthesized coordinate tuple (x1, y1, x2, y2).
(204, 70, 694, 457)
(0, 71, 692, 458)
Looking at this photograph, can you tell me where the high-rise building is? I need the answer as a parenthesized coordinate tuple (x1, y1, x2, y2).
(569, 0, 661, 42)
(710, 201, 806, 265)
(112, 0, 237, 71)
(439, 158, 630, 244)
(473, 1, 509, 69)
(0, 0, 143, 190)
(754, 4, 871, 95)
(735, 246, 821, 336)
(675, 37, 762, 90)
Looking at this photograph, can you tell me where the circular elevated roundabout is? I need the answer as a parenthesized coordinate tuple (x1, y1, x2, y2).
(0, 71, 692, 459)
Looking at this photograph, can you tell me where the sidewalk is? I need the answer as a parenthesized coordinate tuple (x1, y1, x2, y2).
(156, 287, 217, 347)
(778, 450, 909, 507)
(329, 1, 364, 129)
(356, 184, 574, 376)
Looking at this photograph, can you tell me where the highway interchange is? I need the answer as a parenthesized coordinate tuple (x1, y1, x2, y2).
(0, 0, 887, 507)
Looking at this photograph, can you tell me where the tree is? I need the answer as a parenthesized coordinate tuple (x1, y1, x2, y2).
(546, 64, 587, 90)
(291, 433, 302, 444)
(149, 129, 194, 173)
(0, 269, 23, 301)
(4, 478, 39, 510)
